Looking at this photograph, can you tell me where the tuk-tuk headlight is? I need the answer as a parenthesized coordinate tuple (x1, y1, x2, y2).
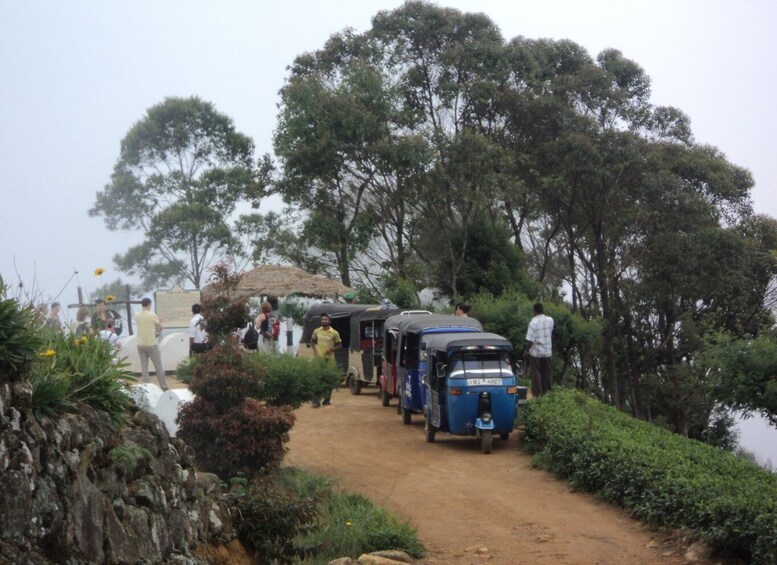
(481, 412, 492, 424)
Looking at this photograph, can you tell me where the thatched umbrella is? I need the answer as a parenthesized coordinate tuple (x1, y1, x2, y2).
(202, 264, 353, 300)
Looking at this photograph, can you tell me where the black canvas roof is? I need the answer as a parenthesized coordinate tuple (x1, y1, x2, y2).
(384, 313, 482, 334)
(424, 332, 513, 352)
(300, 303, 378, 343)
(348, 307, 404, 350)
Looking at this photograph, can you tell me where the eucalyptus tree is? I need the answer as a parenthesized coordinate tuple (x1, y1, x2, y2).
(90, 97, 256, 289)
(273, 30, 398, 286)
(368, 2, 526, 298)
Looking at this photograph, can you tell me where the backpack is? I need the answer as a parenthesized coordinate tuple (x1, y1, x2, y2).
(260, 313, 281, 341)
(242, 322, 259, 350)
(271, 315, 281, 341)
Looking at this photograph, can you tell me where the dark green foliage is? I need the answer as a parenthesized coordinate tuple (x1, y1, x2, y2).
(0, 278, 43, 378)
(700, 331, 777, 427)
(177, 397, 294, 479)
(243, 353, 341, 409)
(470, 291, 601, 386)
(426, 213, 536, 300)
(523, 389, 777, 563)
(174, 355, 198, 384)
(232, 471, 323, 564)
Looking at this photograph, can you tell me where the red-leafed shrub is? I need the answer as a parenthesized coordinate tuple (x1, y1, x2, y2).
(178, 397, 295, 478)
(189, 345, 264, 412)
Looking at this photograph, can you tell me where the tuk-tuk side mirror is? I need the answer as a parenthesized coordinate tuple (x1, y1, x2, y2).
(514, 360, 524, 375)
(436, 362, 447, 377)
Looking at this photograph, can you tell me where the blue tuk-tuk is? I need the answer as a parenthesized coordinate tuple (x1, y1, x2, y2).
(391, 315, 483, 425)
(423, 332, 520, 454)
(380, 310, 433, 408)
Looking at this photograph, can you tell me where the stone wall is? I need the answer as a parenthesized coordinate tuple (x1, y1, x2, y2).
(0, 374, 238, 564)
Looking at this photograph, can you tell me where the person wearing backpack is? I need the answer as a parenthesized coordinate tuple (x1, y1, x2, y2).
(255, 301, 277, 352)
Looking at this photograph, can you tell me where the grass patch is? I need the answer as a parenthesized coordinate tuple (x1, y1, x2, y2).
(278, 467, 424, 564)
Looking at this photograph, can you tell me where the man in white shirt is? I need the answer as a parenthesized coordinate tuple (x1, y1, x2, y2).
(524, 302, 554, 398)
(189, 303, 208, 355)
(98, 320, 121, 350)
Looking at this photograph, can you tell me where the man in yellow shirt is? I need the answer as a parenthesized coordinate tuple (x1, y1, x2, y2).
(311, 312, 341, 407)
(135, 297, 168, 390)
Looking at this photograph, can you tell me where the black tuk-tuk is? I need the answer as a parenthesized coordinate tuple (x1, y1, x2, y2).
(346, 307, 403, 394)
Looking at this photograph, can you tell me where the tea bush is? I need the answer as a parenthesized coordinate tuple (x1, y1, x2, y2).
(523, 388, 777, 563)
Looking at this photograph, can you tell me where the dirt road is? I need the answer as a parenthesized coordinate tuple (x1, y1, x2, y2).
(285, 388, 691, 565)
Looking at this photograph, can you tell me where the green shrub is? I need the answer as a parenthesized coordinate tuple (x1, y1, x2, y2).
(523, 388, 777, 563)
(178, 346, 297, 479)
(29, 332, 135, 425)
(110, 443, 153, 476)
(232, 469, 323, 564)
(244, 352, 341, 408)
(188, 346, 264, 411)
(175, 354, 199, 384)
(178, 397, 294, 479)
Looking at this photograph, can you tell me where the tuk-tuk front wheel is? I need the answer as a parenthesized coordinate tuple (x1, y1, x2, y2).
(402, 407, 412, 425)
(480, 430, 493, 454)
(348, 375, 362, 395)
(380, 387, 390, 407)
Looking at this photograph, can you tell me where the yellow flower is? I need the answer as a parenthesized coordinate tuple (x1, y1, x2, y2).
(346, 520, 352, 527)
(77, 336, 88, 345)
(41, 349, 56, 357)
(105, 294, 116, 303)
(94, 268, 105, 276)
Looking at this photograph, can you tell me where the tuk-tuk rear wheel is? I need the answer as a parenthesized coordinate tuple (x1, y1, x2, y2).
(425, 418, 436, 443)
(499, 432, 509, 441)
(380, 387, 390, 407)
(402, 407, 411, 425)
(481, 430, 493, 454)
(348, 375, 362, 395)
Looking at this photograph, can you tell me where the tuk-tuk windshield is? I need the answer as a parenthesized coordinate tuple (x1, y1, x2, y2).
(449, 351, 513, 379)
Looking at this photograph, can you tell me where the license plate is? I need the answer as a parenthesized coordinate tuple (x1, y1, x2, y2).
(466, 378, 502, 386)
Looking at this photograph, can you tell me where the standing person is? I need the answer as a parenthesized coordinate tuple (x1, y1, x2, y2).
(189, 303, 208, 355)
(72, 306, 94, 337)
(524, 302, 554, 398)
(91, 298, 115, 333)
(135, 297, 168, 390)
(254, 301, 275, 352)
(454, 302, 470, 317)
(310, 312, 341, 407)
(45, 302, 63, 333)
